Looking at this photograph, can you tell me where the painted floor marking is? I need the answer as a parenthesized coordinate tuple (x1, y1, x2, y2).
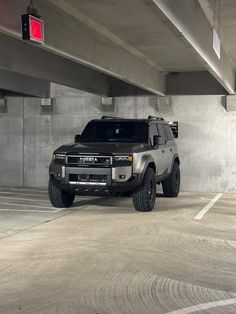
(0, 187, 47, 193)
(0, 207, 65, 213)
(0, 191, 47, 197)
(0, 202, 53, 210)
(194, 193, 223, 220)
(0, 191, 48, 197)
(0, 195, 50, 203)
(166, 297, 236, 314)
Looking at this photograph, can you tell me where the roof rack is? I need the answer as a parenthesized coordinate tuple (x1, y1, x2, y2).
(148, 116, 165, 121)
(101, 116, 124, 119)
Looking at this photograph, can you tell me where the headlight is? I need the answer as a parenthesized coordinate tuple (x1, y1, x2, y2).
(114, 155, 133, 162)
(114, 155, 133, 166)
(53, 154, 66, 164)
(53, 154, 66, 160)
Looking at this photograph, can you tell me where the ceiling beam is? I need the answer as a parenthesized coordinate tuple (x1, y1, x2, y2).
(0, 0, 165, 96)
(0, 33, 109, 96)
(148, 0, 235, 94)
(167, 71, 228, 95)
(0, 68, 51, 98)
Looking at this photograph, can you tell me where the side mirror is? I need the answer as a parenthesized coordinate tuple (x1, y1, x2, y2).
(74, 134, 80, 143)
(153, 135, 161, 147)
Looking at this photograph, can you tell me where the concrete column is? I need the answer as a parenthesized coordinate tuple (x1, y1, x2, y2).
(0, 97, 24, 186)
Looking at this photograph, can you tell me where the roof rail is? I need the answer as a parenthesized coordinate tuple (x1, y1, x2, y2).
(148, 116, 165, 121)
(101, 116, 124, 119)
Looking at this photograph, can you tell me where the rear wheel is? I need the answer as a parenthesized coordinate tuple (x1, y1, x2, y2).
(162, 162, 180, 197)
(132, 168, 156, 212)
(48, 178, 75, 208)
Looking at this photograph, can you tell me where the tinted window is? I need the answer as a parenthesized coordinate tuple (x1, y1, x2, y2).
(149, 124, 158, 145)
(80, 121, 148, 143)
(164, 124, 174, 141)
(157, 124, 166, 145)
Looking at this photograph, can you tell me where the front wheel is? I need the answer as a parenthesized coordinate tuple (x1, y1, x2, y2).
(132, 168, 156, 212)
(162, 162, 180, 197)
(48, 178, 75, 208)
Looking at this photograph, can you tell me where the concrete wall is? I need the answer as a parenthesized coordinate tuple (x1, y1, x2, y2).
(0, 97, 24, 186)
(164, 95, 236, 192)
(23, 94, 103, 187)
(1, 94, 236, 192)
(0, 94, 157, 187)
(109, 95, 236, 192)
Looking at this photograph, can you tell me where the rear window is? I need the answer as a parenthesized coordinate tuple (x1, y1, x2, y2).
(80, 121, 148, 143)
(164, 124, 174, 140)
(157, 124, 166, 145)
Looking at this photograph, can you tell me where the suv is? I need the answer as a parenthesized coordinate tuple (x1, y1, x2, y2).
(48, 116, 180, 212)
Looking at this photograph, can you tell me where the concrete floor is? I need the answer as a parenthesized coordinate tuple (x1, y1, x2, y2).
(0, 187, 235, 314)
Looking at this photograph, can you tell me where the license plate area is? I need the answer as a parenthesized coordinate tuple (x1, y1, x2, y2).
(69, 174, 107, 183)
(66, 167, 111, 185)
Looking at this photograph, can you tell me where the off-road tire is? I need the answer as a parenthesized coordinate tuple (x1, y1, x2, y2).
(132, 167, 156, 212)
(48, 178, 75, 208)
(162, 162, 180, 197)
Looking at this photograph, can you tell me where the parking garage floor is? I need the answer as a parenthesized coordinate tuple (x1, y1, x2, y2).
(0, 187, 235, 314)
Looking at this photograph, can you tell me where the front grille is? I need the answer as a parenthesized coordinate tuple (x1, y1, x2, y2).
(69, 174, 107, 183)
(89, 175, 107, 183)
(67, 155, 112, 167)
(67, 157, 81, 163)
(69, 174, 78, 181)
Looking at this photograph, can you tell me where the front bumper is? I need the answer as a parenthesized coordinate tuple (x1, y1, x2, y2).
(49, 163, 142, 193)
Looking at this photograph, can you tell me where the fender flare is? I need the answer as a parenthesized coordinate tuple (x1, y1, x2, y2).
(170, 154, 180, 173)
(139, 156, 156, 183)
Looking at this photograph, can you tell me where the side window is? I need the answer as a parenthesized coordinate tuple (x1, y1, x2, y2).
(149, 124, 158, 145)
(157, 124, 166, 145)
(164, 124, 174, 141)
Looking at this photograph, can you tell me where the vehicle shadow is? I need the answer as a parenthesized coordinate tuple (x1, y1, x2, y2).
(71, 193, 171, 214)
(72, 196, 106, 208)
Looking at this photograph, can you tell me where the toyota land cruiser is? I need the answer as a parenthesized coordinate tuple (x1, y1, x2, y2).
(48, 116, 180, 212)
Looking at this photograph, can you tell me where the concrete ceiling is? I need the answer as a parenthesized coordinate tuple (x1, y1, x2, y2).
(66, 0, 204, 72)
(217, 0, 236, 67)
(198, 0, 236, 67)
(0, 0, 235, 96)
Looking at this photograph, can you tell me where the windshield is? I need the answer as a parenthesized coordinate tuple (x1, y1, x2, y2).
(79, 121, 148, 143)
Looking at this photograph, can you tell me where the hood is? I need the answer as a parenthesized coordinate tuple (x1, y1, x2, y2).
(55, 142, 148, 155)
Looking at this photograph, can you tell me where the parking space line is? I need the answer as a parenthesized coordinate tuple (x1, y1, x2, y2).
(0, 202, 53, 210)
(194, 193, 223, 220)
(0, 187, 47, 193)
(0, 208, 65, 213)
(0, 191, 47, 197)
(0, 196, 50, 203)
(166, 297, 236, 314)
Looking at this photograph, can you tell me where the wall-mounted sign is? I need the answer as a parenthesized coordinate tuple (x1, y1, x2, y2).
(169, 121, 178, 138)
(21, 14, 44, 44)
